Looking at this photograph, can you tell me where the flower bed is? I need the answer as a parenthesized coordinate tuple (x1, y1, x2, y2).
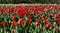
(0, 4, 60, 33)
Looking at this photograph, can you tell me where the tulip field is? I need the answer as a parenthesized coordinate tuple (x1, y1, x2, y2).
(0, 4, 60, 33)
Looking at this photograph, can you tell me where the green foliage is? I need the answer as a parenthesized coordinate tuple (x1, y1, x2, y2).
(0, 0, 60, 3)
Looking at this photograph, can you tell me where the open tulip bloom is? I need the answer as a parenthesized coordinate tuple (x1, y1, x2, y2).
(0, 4, 60, 33)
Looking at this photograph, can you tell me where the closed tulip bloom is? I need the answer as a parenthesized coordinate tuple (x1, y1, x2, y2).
(35, 20, 40, 26)
(11, 22, 18, 27)
(1, 22, 6, 27)
(46, 23, 52, 29)
(12, 15, 16, 20)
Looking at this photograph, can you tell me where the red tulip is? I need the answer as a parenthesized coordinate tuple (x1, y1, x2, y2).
(1, 22, 6, 27)
(8, 7, 15, 13)
(26, 19, 32, 23)
(53, 14, 57, 17)
(35, 20, 40, 26)
(42, 17, 45, 21)
(0, 8, 4, 13)
(54, 5, 59, 9)
(42, 16, 48, 24)
(22, 11, 26, 15)
(12, 15, 16, 20)
(11, 22, 18, 27)
(46, 6, 53, 12)
(33, 11, 38, 14)
(25, 11, 30, 16)
(18, 12, 23, 17)
(38, 6, 45, 12)
(54, 5, 60, 11)
(55, 18, 60, 23)
(29, 6, 35, 10)
(28, 15, 32, 19)
(46, 23, 52, 29)
(18, 18, 24, 23)
(23, 5, 28, 11)
(0, 7, 6, 15)
(21, 21, 25, 25)
(17, 18, 25, 25)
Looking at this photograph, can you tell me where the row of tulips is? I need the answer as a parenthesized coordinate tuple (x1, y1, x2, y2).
(0, 5, 60, 33)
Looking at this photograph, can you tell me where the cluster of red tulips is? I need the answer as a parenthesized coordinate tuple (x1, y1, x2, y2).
(0, 4, 60, 33)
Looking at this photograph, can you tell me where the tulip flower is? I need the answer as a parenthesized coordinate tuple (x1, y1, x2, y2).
(21, 21, 25, 25)
(0, 8, 3, 13)
(1, 22, 6, 27)
(26, 19, 32, 23)
(45, 23, 52, 29)
(45, 5, 53, 12)
(35, 20, 40, 26)
(0, 5, 59, 33)
(11, 22, 18, 27)
(55, 18, 60, 23)
(28, 15, 32, 19)
(12, 15, 16, 20)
